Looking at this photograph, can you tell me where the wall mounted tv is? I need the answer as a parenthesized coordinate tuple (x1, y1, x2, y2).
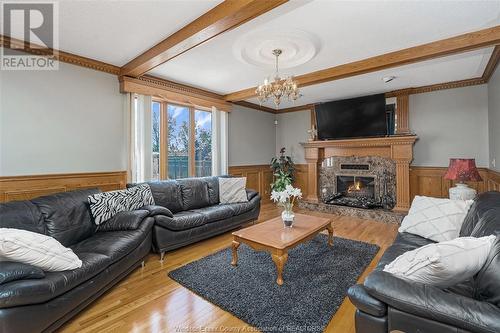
(315, 93, 389, 140)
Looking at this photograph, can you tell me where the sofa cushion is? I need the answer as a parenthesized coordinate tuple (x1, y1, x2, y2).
(219, 177, 248, 204)
(0, 252, 110, 308)
(147, 180, 184, 213)
(201, 176, 220, 205)
(376, 233, 434, 270)
(225, 201, 255, 216)
(0, 200, 46, 235)
(399, 196, 473, 242)
(0, 228, 82, 272)
(460, 191, 500, 237)
(87, 184, 154, 225)
(474, 236, 500, 307)
(156, 211, 208, 231)
(190, 205, 234, 223)
(31, 189, 99, 246)
(71, 229, 148, 263)
(178, 179, 210, 210)
(383, 235, 496, 288)
(0, 262, 45, 285)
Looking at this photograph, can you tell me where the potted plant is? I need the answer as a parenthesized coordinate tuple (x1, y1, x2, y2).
(270, 147, 295, 191)
(271, 185, 302, 227)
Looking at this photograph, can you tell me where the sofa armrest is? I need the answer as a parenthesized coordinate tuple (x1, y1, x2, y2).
(98, 210, 150, 232)
(154, 215, 175, 230)
(364, 271, 500, 333)
(348, 284, 387, 317)
(140, 205, 173, 218)
(246, 189, 259, 201)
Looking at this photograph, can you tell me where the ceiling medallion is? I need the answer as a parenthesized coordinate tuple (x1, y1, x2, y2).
(255, 49, 301, 108)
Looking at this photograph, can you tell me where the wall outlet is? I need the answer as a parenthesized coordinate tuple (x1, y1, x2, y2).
(492, 158, 496, 168)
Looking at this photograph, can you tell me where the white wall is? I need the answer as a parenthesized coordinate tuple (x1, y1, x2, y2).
(275, 110, 310, 164)
(228, 105, 276, 166)
(409, 85, 489, 167)
(0, 62, 126, 176)
(488, 67, 500, 172)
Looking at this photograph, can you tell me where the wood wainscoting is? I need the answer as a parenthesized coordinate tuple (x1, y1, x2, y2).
(228, 165, 273, 203)
(409, 166, 499, 200)
(228, 164, 309, 203)
(486, 169, 500, 191)
(0, 171, 127, 203)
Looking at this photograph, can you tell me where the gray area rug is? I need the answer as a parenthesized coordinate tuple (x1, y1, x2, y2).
(168, 235, 379, 333)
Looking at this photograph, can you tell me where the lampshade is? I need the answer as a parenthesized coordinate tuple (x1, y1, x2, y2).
(444, 158, 482, 182)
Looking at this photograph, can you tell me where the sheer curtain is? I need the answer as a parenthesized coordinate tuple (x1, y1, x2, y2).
(211, 106, 228, 176)
(127, 93, 152, 183)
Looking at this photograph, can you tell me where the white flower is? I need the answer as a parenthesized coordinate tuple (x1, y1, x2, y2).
(270, 190, 281, 203)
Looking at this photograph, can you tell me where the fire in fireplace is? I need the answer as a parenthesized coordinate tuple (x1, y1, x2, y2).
(337, 175, 375, 199)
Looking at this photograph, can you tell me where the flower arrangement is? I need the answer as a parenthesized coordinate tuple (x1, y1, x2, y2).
(271, 185, 302, 227)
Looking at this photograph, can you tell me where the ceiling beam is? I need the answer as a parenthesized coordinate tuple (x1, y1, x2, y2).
(482, 45, 500, 82)
(120, 0, 288, 77)
(224, 25, 500, 101)
(232, 101, 276, 114)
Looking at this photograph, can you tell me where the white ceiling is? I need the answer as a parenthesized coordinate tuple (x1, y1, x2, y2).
(148, 0, 500, 96)
(28, 0, 500, 104)
(247, 47, 494, 109)
(57, 0, 222, 65)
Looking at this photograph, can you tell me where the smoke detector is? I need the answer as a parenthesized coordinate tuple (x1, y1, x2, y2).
(383, 76, 396, 83)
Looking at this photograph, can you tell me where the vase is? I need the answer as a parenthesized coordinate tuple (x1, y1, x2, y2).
(281, 204, 295, 227)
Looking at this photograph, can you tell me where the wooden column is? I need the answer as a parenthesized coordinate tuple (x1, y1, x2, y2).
(304, 147, 319, 202)
(394, 160, 411, 211)
(396, 94, 410, 134)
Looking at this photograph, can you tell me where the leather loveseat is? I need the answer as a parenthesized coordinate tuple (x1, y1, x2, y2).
(131, 176, 261, 259)
(0, 189, 155, 333)
(348, 191, 500, 333)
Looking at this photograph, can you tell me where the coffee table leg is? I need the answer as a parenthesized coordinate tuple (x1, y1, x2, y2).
(271, 252, 288, 286)
(326, 223, 334, 246)
(231, 240, 240, 266)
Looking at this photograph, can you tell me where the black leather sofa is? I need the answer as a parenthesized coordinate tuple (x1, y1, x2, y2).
(0, 189, 155, 333)
(131, 176, 261, 259)
(348, 191, 500, 333)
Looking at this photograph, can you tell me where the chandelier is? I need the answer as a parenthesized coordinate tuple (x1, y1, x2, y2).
(255, 49, 300, 108)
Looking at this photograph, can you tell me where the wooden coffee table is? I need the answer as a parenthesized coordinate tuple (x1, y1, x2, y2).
(231, 213, 334, 285)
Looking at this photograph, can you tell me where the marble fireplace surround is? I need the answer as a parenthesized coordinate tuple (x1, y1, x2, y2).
(319, 156, 396, 208)
(301, 135, 418, 212)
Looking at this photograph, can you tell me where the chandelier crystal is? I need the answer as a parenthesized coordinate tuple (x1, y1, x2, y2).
(255, 49, 300, 108)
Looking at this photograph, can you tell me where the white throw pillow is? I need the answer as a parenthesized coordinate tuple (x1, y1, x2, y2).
(88, 184, 155, 225)
(384, 235, 496, 288)
(399, 196, 473, 242)
(0, 228, 82, 272)
(219, 177, 248, 204)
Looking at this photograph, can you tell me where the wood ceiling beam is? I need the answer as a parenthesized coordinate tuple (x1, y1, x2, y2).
(482, 45, 500, 82)
(224, 25, 500, 101)
(120, 0, 288, 77)
(232, 101, 276, 114)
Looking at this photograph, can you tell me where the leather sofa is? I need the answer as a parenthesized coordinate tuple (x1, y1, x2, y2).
(131, 176, 261, 259)
(348, 191, 500, 333)
(0, 189, 155, 333)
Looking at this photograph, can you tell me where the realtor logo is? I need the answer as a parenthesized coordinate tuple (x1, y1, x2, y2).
(1, 1, 59, 70)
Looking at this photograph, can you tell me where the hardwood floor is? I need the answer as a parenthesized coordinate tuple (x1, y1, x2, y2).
(58, 203, 398, 333)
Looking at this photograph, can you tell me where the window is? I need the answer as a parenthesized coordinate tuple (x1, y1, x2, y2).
(152, 102, 213, 179)
(152, 101, 161, 181)
(195, 110, 212, 177)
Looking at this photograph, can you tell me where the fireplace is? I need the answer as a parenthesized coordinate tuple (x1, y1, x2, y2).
(319, 156, 396, 210)
(336, 175, 375, 199)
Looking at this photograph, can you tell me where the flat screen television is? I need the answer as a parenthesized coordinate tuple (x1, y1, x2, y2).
(315, 93, 387, 140)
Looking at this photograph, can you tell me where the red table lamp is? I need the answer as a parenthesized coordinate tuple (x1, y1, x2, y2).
(444, 158, 482, 200)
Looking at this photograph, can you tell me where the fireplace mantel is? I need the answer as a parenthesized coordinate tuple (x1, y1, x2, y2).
(301, 135, 418, 211)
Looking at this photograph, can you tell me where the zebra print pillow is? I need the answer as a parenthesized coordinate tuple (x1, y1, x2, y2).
(88, 184, 155, 225)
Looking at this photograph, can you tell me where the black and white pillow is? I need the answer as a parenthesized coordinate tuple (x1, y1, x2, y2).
(88, 184, 154, 225)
